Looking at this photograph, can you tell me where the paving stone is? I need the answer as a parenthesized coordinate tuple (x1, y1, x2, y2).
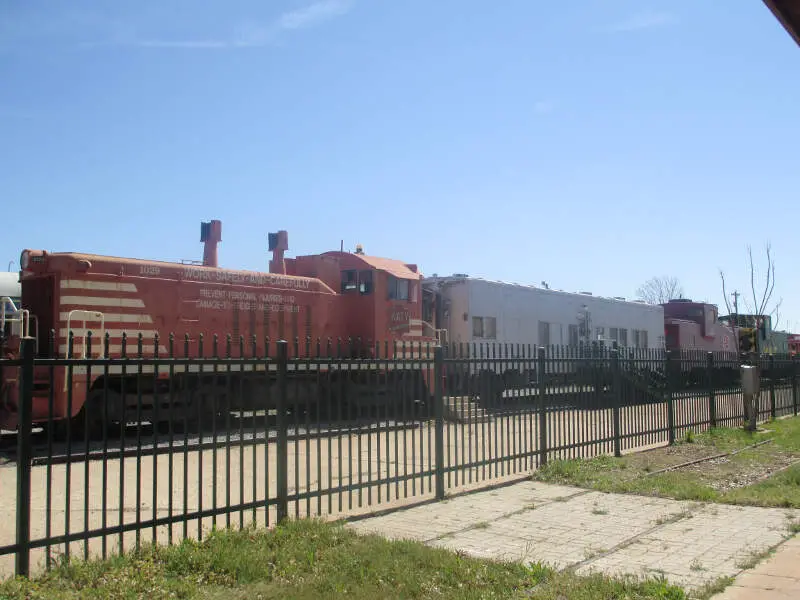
(345, 479, 800, 593)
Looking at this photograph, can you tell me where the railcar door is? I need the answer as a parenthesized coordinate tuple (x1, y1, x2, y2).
(21, 275, 55, 357)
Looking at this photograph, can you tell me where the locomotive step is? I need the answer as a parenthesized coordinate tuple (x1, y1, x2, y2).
(443, 396, 491, 423)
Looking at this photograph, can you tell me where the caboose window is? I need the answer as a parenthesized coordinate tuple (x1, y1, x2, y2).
(387, 276, 410, 301)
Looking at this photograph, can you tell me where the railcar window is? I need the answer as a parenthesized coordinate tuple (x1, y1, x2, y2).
(633, 329, 649, 348)
(484, 317, 496, 339)
(472, 316, 484, 337)
(619, 328, 628, 346)
(471, 316, 496, 339)
(569, 324, 579, 346)
(538, 321, 550, 346)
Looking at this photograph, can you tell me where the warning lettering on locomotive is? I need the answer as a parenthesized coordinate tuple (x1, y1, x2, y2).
(197, 288, 299, 312)
(182, 267, 311, 289)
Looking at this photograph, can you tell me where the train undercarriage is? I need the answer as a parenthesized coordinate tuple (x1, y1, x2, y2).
(39, 366, 433, 440)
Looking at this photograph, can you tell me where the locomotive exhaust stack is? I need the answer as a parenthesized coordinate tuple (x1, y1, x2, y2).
(268, 230, 289, 275)
(200, 220, 222, 268)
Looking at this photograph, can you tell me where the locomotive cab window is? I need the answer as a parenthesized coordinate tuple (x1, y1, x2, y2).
(387, 275, 410, 301)
(342, 269, 372, 296)
(358, 270, 373, 294)
(341, 269, 358, 293)
(342, 269, 374, 294)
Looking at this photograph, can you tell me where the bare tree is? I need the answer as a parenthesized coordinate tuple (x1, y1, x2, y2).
(718, 243, 783, 431)
(636, 276, 684, 305)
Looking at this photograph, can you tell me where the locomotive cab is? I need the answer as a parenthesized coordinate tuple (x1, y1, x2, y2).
(268, 233, 439, 357)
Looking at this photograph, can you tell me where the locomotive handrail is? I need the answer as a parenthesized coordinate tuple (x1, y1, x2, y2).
(0, 296, 31, 340)
(65, 310, 106, 360)
(419, 319, 448, 346)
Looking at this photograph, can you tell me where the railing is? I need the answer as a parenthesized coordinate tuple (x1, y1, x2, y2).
(0, 338, 797, 579)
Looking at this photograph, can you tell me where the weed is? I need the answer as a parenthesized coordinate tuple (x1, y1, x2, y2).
(735, 546, 775, 570)
(0, 519, 691, 600)
(692, 576, 735, 600)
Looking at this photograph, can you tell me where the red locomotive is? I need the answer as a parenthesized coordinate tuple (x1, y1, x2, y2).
(0, 221, 439, 434)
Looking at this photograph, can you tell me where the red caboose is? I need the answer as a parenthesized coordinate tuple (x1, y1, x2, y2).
(789, 334, 800, 356)
(662, 299, 735, 353)
(0, 221, 439, 434)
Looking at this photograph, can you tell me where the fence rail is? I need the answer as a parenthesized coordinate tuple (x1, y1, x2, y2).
(0, 337, 797, 578)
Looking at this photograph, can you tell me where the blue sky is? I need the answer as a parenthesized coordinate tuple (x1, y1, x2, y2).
(2, 1, 799, 329)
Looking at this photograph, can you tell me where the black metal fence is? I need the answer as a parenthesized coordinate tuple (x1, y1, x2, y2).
(0, 335, 797, 578)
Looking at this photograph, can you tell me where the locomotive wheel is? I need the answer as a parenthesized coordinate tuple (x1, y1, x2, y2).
(50, 391, 108, 441)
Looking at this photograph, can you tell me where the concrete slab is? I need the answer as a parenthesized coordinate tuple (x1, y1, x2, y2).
(346, 480, 800, 593)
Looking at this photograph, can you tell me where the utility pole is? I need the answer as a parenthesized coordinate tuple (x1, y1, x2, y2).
(731, 290, 740, 321)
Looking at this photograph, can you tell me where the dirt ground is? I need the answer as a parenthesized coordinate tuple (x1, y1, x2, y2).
(613, 433, 800, 494)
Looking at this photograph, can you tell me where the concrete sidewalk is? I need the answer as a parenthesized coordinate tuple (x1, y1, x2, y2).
(712, 535, 800, 599)
(346, 480, 800, 594)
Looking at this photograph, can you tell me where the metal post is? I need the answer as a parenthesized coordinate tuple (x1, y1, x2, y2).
(537, 347, 548, 467)
(15, 337, 35, 577)
(793, 355, 798, 416)
(275, 340, 289, 523)
(707, 352, 717, 429)
(666, 350, 676, 445)
(611, 349, 622, 458)
(433, 346, 445, 500)
(769, 354, 776, 420)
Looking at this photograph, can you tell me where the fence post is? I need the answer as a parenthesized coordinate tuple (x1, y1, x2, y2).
(15, 337, 35, 577)
(537, 347, 548, 467)
(275, 340, 289, 524)
(611, 349, 622, 458)
(793, 355, 798, 416)
(666, 350, 676, 445)
(707, 352, 717, 429)
(769, 354, 776, 420)
(434, 346, 445, 500)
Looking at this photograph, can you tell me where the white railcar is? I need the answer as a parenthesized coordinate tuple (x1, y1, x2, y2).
(423, 275, 665, 390)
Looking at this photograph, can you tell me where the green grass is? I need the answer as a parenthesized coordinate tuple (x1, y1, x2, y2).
(0, 519, 692, 600)
(533, 416, 800, 510)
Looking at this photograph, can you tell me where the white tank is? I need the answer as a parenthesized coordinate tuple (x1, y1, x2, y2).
(0, 272, 21, 313)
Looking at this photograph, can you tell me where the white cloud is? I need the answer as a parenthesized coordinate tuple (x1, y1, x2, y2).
(277, 0, 354, 31)
(606, 12, 677, 33)
(85, 1, 355, 50)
